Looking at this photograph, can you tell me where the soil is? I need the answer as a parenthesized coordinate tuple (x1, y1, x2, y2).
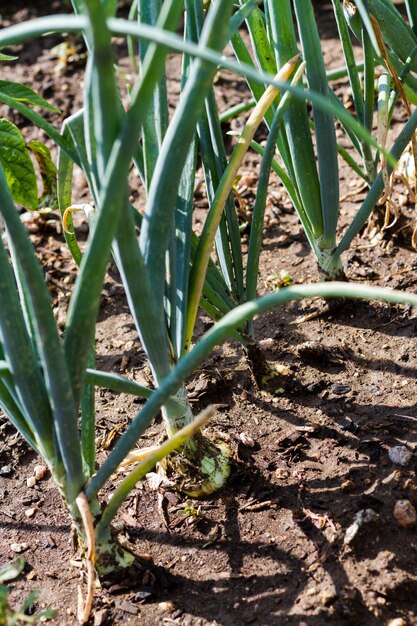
(1, 2, 417, 625)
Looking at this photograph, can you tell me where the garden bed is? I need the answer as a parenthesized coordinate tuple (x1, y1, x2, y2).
(1, 1, 417, 625)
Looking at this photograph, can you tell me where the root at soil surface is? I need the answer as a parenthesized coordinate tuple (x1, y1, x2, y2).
(246, 342, 298, 393)
(162, 432, 231, 498)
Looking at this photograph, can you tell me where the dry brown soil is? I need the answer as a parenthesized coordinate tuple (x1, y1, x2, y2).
(2, 1, 417, 625)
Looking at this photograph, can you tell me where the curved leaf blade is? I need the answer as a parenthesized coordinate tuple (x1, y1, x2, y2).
(0, 80, 60, 112)
(0, 119, 38, 210)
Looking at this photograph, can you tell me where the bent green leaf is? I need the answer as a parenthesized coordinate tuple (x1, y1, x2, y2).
(0, 119, 38, 210)
(0, 80, 60, 112)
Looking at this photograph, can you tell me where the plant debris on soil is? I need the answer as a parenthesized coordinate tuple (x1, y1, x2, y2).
(2, 1, 417, 625)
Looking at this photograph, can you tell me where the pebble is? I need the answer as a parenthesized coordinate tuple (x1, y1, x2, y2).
(321, 591, 337, 607)
(259, 338, 276, 350)
(393, 499, 417, 527)
(93, 609, 109, 626)
(276, 234, 291, 247)
(239, 432, 255, 448)
(10, 542, 28, 553)
(0, 465, 12, 476)
(339, 418, 354, 431)
(33, 465, 47, 481)
(158, 601, 175, 612)
(275, 468, 290, 480)
(388, 619, 406, 626)
(341, 479, 355, 492)
(389, 445, 413, 467)
(344, 509, 378, 545)
(330, 383, 351, 395)
(26, 476, 36, 488)
(25, 508, 36, 518)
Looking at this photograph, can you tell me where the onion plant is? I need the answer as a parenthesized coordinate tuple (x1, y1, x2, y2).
(2, 1, 417, 620)
(227, 0, 417, 280)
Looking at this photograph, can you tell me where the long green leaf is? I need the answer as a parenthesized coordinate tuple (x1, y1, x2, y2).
(185, 54, 300, 351)
(82, 0, 121, 181)
(331, 0, 365, 124)
(406, 0, 417, 33)
(0, 230, 53, 459)
(0, 377, 38, 454)
(139, 0, 235, 333)
(0, 166, 84, 500)
(294, 0, 339, 245)
(138, 0, 168, 189)
(64, 0, 182, 406)
(267, 0, 323, 238)
(113, 201, 172, 381)
(172, 138, 197, 359)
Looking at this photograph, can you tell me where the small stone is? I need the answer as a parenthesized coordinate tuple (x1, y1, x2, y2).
(321, 591, 337, 606)
(275, 468, 290, 480)
(330, 383, 351, 395)
(259, 338, 276, 350)
(388, 619, 406, 626)
(276, 234, 291, 247)
(33, 465, 47, 481)
(93, 609, 109, 626)
(340, 419, 355, 433)
(158, 601, 175, 612)
(0, 465, 12, 476)
(25, 508, 36, 518)
(26, 476, 36, 488)
(344, 509, 378, 545)
(114, 600, 138, 615)
(10, 543, 28, 553)
(389, 445, 413, 467)
(341, 479, 355, 492)
(239, 432, 255, 448)
(394, 499, 417, 527)
(134, 590, 153, 601)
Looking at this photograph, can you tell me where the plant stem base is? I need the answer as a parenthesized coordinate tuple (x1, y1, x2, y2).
(162, 432, 231, 498)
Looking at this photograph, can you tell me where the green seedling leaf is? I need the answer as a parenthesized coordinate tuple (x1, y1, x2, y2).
(28, 140, 57, 209)
(0, 80, 60, 113)
(0, 557, 25, 583)
(0, 119, 38, 210)
(19, 590, 40, 614)
(0, 53, 17, 61)
(35, 608, 56, 621)
(0, 585, 10, 624)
